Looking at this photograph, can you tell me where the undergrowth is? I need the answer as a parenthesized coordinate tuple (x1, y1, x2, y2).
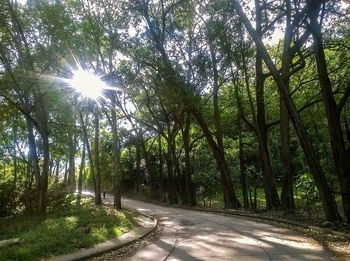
(0, 195, 135, 261)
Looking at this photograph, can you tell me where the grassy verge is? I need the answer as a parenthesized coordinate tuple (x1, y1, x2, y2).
(0, 196, 136, 261)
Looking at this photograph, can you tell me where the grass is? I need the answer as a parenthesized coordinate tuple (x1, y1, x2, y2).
(197, 188, 268, 209)
(0, 196, 136, 261)
(197, 187, 343, 220)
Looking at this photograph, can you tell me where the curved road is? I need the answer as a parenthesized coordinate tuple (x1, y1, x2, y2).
(111, 198, 334, 260)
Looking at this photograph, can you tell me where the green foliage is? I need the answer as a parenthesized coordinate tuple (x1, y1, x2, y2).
(296, 173, 320, 204)
(1, 0, 349, 221)
(192, 141, 220, 200)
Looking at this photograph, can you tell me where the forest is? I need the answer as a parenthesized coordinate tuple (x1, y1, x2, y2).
(0, 0, 349, 226)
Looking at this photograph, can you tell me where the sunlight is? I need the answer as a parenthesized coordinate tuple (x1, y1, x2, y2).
(67, 68, 107, 100)
(261, 236, 321, 250)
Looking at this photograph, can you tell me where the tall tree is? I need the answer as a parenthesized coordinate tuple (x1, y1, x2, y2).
(306, 0, 350, 222)
(93, 107, 102, 205)
(231, 0, 341, 221)
(129, 0, 241, 208)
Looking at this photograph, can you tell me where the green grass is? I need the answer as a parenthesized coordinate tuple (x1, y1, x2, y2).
(198, 187, 343, 219)
(0, 196, 136, 261)
(197, 188, 268, 209)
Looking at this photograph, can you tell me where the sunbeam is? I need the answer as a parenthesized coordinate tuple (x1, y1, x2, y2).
(66, 68, 107, 100)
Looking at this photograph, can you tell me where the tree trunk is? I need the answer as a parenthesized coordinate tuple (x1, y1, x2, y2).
(79, 112, 98, 204)
(232, 61, 250, 209)
(280, 0, 295, 210)
(280, 97, 295, 209)
(232, 0, 341, 221)
(67, 130, 76, 192)
(38, 129, 50, 215)
(158, 134, 166, 201)
(140, 133, 157, 199)
(49, 160, 54, 177)
(111, 101, 122, 210)
(166, 138, 178, 204)
(12, 117, 18, 188)
(308, 0, 350, 222)
(254, 0, 281, 210)
(238, 114, 249, 209)
(209, 30, 241, 207)
(64, 161, 68, 184)
(93, 108, 102, 205)
(192, 109, 241, 208)
(55, 159, 60, 182)
(25, 161, 34, 214)
(25, 116, 41, 214)
(181, 112, 196, 206)
(208, 30, 224, 151)
(173, 146, 182, 204)
(135, 131, 142, 194)
(78, 143, 85, 200)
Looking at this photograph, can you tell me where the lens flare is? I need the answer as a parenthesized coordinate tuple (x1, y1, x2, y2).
(67, 68, 107, 100)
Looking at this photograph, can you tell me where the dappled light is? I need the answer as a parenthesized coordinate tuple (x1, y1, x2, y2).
(136, 208, 150, 212)
(1, 0, 350, 259)
(232, 236, 264, 246)
(0, 196, 135, 260)
(124, 199, 333, 260)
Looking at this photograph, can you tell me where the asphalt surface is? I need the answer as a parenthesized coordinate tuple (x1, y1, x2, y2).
(107, 197, 335, 261)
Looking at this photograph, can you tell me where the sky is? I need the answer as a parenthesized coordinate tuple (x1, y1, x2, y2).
(15, 0, 349, 45)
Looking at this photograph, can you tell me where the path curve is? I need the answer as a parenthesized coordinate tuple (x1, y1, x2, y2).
(110, 197, 335, 261)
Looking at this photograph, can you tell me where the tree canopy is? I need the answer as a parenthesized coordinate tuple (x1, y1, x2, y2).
(0, 0, 349, 224)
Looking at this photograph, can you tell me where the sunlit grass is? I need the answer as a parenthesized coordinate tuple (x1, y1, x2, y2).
(0, 197, 136, 261)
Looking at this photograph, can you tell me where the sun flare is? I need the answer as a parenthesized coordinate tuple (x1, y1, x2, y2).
(68, 68, 107, 100)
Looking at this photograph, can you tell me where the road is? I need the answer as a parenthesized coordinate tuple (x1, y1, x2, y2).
(109, 198, 335, 261)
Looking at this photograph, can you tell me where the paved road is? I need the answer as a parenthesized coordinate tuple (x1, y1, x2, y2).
(112, 198, 335, 261)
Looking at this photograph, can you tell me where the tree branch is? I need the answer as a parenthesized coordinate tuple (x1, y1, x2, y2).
(337, 82, 350, 113)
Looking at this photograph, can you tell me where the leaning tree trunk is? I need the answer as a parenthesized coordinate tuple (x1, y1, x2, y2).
(209, 30, 242, 208)
(143, 4, 239, 208)
(192, 110, 241, 209)
(25, 116, 40, 213)
(308, 0, 350, 222)
(232, 0, 341, 222)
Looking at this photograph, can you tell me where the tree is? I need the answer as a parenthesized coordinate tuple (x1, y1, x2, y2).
(231, 0, 341, 221)
(306, 0, 350, 222)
